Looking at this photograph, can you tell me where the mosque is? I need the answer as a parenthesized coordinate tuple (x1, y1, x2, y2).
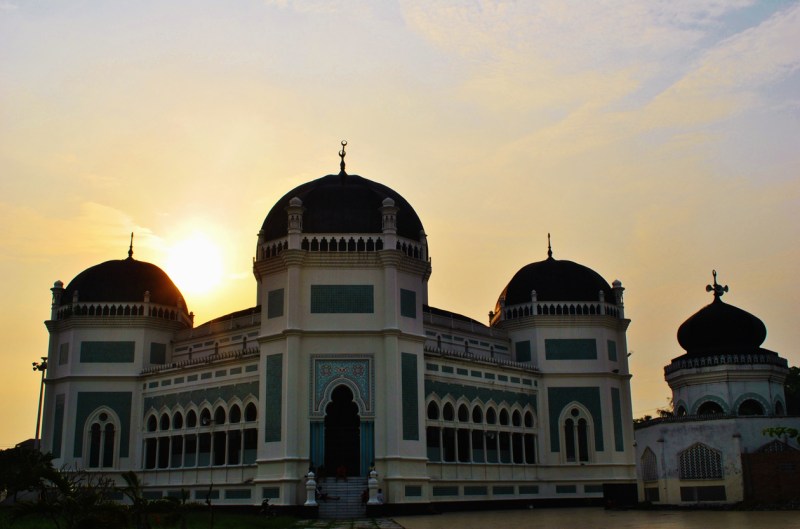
(40, 144, 640, 512)
(634, 272, 799, 505)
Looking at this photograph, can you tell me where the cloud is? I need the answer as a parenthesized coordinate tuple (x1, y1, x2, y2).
(0, 201, 160, 263)
(640, 2, 800, 128)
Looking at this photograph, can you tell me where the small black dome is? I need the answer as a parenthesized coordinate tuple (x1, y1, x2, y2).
(62, 257, 187, 309)
(677, 297, 767, 356)
(260, 173, 425, 242)
(498, 256, 614, 307)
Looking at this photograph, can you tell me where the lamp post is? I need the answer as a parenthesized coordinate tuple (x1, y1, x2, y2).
(32, 357, 48, 450)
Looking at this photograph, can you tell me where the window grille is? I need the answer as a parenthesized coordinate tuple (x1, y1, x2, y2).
(679, 443, 722, 479)
(641, 447, 658, 481)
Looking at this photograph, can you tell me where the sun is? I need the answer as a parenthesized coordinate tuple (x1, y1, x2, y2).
(164, 233, 224, 297)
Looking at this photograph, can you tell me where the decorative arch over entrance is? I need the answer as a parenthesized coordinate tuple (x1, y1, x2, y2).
(309, 355, 375, 477)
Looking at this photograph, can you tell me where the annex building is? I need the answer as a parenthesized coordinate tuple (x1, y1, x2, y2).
(635, 273, 800, 505)
(40, 147, 637, 513)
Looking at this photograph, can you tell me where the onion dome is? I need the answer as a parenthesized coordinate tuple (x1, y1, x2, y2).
(61, 238, 186, 310)
(676, 271, 767, 356)
(260, 142, 424, 242)
(496, 236, 614, 308)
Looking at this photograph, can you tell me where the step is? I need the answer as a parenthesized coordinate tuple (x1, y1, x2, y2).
(317, 477, 368, 519)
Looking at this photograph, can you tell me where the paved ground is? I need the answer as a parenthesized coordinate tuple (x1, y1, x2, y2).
(292, 519, 404, 529)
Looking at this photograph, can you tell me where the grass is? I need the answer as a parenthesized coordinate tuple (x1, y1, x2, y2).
(0, 508, 298, 529)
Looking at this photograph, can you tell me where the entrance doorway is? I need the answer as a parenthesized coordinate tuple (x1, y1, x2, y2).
(324, 385, 361, 477)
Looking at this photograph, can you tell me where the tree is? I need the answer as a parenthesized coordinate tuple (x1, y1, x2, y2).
(784, 366, 800, 415)
(0, 445, 58, 501)
(120, 470, 152, 529)
(13, 466, 126, 529)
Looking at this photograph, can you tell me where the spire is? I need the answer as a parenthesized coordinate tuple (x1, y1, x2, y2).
(705, 269, 728, 300)
(127, 232, 134, 259)
(547, 232, 553, 259)
(339, 140, 348, 175)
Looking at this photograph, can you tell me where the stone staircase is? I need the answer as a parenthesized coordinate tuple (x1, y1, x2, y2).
(316, 476, 367, 519)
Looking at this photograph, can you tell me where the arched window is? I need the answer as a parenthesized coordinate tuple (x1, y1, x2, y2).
(443, 403, 455, 421)
(214, 406, 226, 425)
(697, 401, 723, 416)
(775, 401, 785, 416)
(160, 413, 170, 431)
(200, 408, 212, 426)
(561, 406, 592, 463)
(84, 408, 119, 469)
(512, 410, 521, 427)
(458, 404, 469, 422)
(499, 409, 509, 426)
(173, 412, 183, 430)
(675, 405, 687, 417)
(738, 399, 764, 416)
(641, 447, 658, 482)
(679, 443, 722, 479)
(147, 415, 158, 432)
(472, 406, 483, 423)
(229, 404, 242, 423)
(427, 401, 439, 420)
(186, 410, 197, 428)
(486, 407, 497, 425)
(524, 411, 534, 428)
(244, 403, 257, 422)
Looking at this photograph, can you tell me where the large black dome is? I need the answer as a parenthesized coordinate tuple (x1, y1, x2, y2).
(260, 172, 425, 242)
(498, 255, 614, 307)
(62, 256, 187, 309)
(677, 297, 767, 356)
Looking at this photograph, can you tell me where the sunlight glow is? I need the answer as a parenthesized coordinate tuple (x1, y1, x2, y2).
(164, 233, 224, 297)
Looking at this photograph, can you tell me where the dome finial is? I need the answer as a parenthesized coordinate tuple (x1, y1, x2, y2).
(547, 232, 553, 259)
(128, 232, 134, 259)
(705, 269, 728, 300)
(339, 140, 348, 175)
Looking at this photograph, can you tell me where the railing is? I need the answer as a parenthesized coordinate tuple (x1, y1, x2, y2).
(140, 346, 260, 375)
(500, 300, 621, 321)
(633, 412, 796, 430)
(257, 234, 428, 262)
(54, 301, 192, 326)
(665, 352, 788, 375)
(424, 345, 538, 373)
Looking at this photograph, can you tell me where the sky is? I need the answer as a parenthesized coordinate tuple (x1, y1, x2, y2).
(0, 0, 798, 449)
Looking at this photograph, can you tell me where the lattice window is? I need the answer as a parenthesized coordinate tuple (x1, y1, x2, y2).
(679, 443, 722, 479)
(641, 447, 658, 481)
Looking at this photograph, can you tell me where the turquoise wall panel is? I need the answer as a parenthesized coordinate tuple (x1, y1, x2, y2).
(544, 339, 597, 360)
(150, 343, 167, 364)
(401, 353, 419, 440)
(547, 387, 603, 452)
(360, 420, 374, 477)
(265, 354, 283, 442)
(80, 341, 135, 363)
(607, 340, 617, 361)
(52, 394, 65, 458)
(73, 392, 132, 457)
(515, 341, 532, 362)
(425, 380, 536, 411)
(267, 289, 284, 319)
(142, 381, 259, 413)
(400, 289, 417, 318)
(611, 387, 624, 451)
(310, 285, 374, 313)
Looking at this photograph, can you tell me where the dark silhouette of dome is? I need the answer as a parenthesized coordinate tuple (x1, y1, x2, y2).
(260, 172, 425, 242)
(62, 256, 187, 309)
(677, 296, 767, 356)
(497, 255, 614, 307)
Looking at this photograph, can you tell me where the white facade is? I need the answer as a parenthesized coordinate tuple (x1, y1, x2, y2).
(41, 164, 637, 510)
(634, 277, 797, 505)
